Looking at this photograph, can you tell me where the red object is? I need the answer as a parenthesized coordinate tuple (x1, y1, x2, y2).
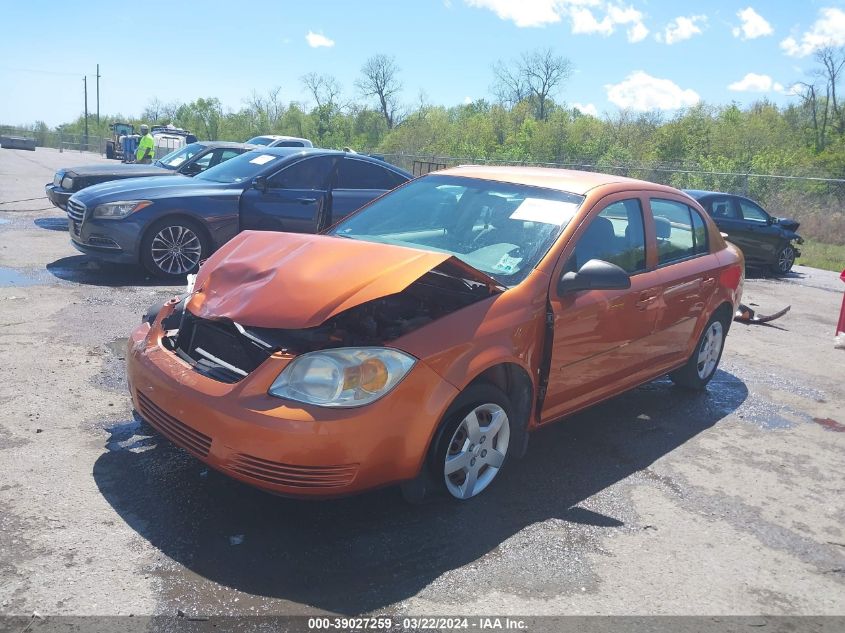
(838, 269, 845, 335)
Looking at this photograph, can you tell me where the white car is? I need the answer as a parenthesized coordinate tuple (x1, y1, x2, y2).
(244, 135, 313, 148)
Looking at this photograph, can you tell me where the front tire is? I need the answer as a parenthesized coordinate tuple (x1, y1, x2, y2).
(140, 217, 209, 280)
(771, 244, 796, 275)
(429, 383, 513, 501)
(669, 314, 728, 390)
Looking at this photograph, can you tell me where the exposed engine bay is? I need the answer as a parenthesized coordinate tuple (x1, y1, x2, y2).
(153, 260, 502, 384)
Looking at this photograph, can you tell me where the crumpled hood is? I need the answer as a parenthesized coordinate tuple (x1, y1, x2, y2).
(187, 231, 502, 329)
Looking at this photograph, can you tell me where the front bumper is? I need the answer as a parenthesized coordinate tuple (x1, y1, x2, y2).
(45, 184, 71, 210)
(126, 308, 459, 497)
(67, 211, 142, 264)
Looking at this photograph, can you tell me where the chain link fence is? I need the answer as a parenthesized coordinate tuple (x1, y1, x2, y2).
(0, 125, 108, 155)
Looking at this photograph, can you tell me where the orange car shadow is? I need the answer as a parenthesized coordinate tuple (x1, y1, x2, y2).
(92, 370, 747, 614)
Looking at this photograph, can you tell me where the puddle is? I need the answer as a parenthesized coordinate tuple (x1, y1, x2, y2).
(105, 415, 157, 453)
(813, 417, 845, 432)
(0, 267, 41, 287)
(34, 217, 68, 231)
(0, 218, 9, 225)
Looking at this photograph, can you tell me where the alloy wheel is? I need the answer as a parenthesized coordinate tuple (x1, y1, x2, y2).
(150, 225, 202, 275)
(444, 403, 510, 500)
(777, 246, 795, 273)
(696, 321, 724, 380)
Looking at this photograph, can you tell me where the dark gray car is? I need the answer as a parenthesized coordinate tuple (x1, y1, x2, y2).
(46, 142, 254, 210)
(66, 148, 412, 279)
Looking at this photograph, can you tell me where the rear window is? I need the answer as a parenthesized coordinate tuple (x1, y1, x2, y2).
(650, 199, 709, 265)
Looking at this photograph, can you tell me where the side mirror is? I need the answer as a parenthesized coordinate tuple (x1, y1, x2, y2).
(558, 259, 631, 295)
(252, 176, 268, 193)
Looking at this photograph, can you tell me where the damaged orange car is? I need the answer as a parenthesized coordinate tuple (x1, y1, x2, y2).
(128, 167, 744, 501)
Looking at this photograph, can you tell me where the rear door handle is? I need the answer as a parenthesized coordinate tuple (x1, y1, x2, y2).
(296, 197, 317, 204)
(635, 291, 659, 310)
(702, 276, 716, 287)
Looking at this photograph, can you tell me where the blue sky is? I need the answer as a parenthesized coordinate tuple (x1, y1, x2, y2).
(2, 0, 844, 127)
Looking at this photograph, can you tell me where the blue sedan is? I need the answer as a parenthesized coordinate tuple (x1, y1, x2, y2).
(66, 148, 412, 279)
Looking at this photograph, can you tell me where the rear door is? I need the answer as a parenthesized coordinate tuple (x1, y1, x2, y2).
(542, 194, 663, 422)
(239, 155, 338, 233)
(330, 158, 408, 225)
(649, 197, 720, 369)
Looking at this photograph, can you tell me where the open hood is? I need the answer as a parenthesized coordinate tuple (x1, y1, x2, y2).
(187, 231, 504, 330)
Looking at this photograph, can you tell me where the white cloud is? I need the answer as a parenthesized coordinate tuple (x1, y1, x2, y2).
(732, 7, 773, 40)
(656, 15, 707, 45)
(572, 102, 599, 116)
(605, 71, 700, 111)
(728, 73, 783, 92)
(305, 31, 335, 48)
(464, 0, 648, 39)
(464, 0, 566, 27)
(464, 96, 473, 104)
(780, 7, 845, 57)
(627, 21, 649, 43)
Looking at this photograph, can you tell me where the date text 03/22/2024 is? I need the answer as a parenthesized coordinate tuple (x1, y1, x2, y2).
(306, 617, 528, 630)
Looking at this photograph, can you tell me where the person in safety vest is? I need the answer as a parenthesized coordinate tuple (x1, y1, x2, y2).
(136, 124, 155, 164)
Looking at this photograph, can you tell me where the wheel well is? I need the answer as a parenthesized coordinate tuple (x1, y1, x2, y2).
(713, 301, 734, 334)
(469, 363, 533, 451)
(140, 213, 212, 256)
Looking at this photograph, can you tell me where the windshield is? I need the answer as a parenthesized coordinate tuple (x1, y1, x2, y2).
(245, 136, 273, 146)
(155, 143, 205, 169)
(329, 175, 584, 285)
(195, 151, 286, 184)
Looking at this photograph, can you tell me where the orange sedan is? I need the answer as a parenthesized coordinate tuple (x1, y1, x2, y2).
(128, 167, 743, 501)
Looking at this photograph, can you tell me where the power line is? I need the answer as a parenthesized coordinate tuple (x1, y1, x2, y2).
(0, 65, 82, 77)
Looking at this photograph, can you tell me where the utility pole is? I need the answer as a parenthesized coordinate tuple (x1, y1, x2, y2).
(83, 75, 89, 151)
(96, 64, 100, 126)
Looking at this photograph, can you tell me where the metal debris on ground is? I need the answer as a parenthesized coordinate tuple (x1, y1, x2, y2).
(734, 303, 791, 325)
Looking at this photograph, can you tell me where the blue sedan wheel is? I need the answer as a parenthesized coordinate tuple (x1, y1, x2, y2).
(141, 217, 208, 279)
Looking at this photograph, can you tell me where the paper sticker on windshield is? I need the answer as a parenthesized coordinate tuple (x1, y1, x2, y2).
(493, 253, 523, 275)
(169, 157, 186, 167)
(510, 198, 578, 225)
(249, 154, 276, 165)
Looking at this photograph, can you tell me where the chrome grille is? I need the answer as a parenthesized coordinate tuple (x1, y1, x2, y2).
(66, 199, 85, 222)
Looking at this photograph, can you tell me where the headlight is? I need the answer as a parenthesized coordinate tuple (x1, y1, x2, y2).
(268, 348, 416, 408)
(92, 200, 153, 219)
(61, 175, 74, 190)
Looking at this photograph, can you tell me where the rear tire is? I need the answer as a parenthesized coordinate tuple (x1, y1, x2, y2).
(771, 244, 796, 276)
(428, 383, 513, 501)
(106, 141, 115, 159)
(140, 217, 209, 281)
(669, 313, 728, 390)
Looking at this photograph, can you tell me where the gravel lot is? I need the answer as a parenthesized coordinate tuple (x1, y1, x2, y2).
(0, 147, 843, 620)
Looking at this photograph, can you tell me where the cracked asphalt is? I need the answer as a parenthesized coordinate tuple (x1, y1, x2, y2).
(0, 148, 843, 619)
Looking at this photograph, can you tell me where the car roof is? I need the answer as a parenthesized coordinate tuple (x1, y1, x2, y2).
(251, 135, 310, 141)
(197, 141, 257, 149)
(435, 165, 675, 196)
(683, 189, 728, 199)
(243, 147, 412, 175)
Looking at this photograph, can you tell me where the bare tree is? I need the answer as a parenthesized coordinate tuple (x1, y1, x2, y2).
(141, 98, 163, 123)
(492, 48, 573, 120)
(355, 54, 402, 129)
(301, 73, 342, 110)
(816, 47, 845, 136)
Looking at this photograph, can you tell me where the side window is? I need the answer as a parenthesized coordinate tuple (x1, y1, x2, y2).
(335, 159, 399, 190)
(275, 141, 305, 147)
(268, 156, 335, 189)
(739, 200, 769, 223)
(651, 199, 707, 265)
(192, 151, 214, 171)
(709, 197, 740, 220)
(217, 149, 242, 166)
(691, 210, 708, 255)
(572, 199, 646, 274)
